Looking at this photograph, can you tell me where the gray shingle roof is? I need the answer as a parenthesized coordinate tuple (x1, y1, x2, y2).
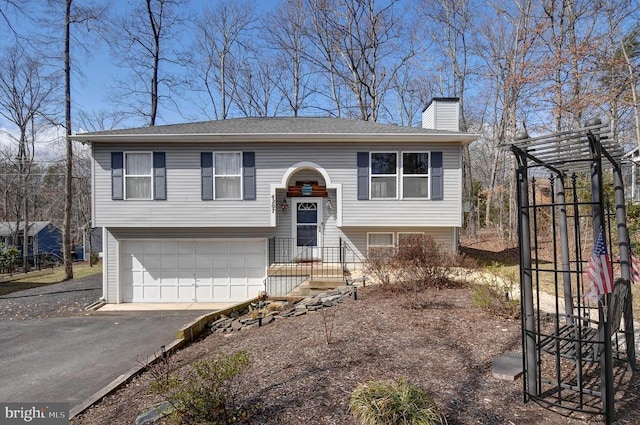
(76, 117, 462, 136)
(0, 221, 57, 237)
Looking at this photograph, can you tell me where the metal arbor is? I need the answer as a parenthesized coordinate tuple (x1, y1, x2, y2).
(509, 119, 636, 424)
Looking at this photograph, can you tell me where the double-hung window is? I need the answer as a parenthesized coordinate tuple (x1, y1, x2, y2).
(370, 152, 397, 199)
(214, 152, 242, 199)
(402, 152, 429, 198)
(358, 151, 440, 200)
(125, 152, 153, 199)
(201, 151, 255, 201)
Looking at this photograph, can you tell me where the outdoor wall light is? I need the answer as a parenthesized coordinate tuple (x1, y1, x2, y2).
(326, 198, 333, 212)
(280, 199, 289, 211)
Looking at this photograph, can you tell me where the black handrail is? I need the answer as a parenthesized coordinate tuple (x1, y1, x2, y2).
(265, 237, 366, 296)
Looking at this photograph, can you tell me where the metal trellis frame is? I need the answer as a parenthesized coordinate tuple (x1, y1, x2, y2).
(506, 119, 636, 424)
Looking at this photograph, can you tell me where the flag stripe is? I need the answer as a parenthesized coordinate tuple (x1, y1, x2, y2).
(583, 227, 614, 301)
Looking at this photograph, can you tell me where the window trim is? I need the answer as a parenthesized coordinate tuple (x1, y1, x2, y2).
(369, 151, 398, 200)
(124, 151, 153, 200)
(367, 232, 395, 252)
(213, 151, 243, 200)
(401, 151, 431, 199)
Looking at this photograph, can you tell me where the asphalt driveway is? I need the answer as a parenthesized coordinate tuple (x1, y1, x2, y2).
(0, 274, 214, 413)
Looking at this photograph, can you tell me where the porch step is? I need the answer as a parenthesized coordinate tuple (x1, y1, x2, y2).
(287, 277, 345, 296)
(267, 263, 346, 277)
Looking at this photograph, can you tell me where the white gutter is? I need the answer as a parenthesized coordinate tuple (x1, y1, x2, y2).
(72, 132, 480, 145)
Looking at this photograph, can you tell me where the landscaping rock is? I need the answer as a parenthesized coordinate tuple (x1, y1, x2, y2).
(208, 286, 354, 333)
(135, 401, 172, 425)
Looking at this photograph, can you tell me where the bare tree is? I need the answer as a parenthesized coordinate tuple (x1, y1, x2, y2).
(109, 0, 186, 126)
(598, 3, 640, 148)
(0, 44, 56, 268)
(192, 0, 255, 120)
(478, 0, 541, 234)
(305, 0, 417, 122)
(423, 0, 477, 236)
(234, 54, 284, 117)
(263, 0, 315, 117)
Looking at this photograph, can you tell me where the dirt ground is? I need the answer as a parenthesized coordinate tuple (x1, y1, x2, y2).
(71, 232, 640, 425)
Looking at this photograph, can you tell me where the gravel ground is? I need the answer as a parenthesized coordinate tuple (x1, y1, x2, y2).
(0, 273, 102, 321)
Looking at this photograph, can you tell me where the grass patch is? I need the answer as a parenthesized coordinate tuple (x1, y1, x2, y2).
(12, 261, 102, 284)
(0, 262, 102, 296)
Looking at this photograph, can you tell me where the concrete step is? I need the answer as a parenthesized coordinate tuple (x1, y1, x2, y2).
(267, 263, 345, 277)
(286, 277, 345, 297)
(306, 278, 344, 289)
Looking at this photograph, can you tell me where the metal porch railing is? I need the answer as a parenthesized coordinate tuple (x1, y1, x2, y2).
(265, 237, 365, 296)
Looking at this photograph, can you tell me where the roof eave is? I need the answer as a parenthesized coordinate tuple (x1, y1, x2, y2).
(72, 132, 480, 144)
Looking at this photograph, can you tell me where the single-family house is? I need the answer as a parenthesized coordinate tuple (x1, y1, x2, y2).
(73, 98, 478, 304)
(0, 221, 63, 258)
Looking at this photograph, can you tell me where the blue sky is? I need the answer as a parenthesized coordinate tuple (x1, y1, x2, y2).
(0, 0, 282, 145)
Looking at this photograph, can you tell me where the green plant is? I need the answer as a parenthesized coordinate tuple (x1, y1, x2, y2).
(90, 252, 99, 266)
(149, 350, 251, 424)
(472, 262, 520, 319)
(349, 379, 447, 425)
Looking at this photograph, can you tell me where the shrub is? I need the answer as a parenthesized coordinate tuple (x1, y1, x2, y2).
(149, 350, 251, 424)
(472, 262, 520, 319)
(349, 379, 447, 425)
(364, 247, 395, 288)
(365, 234, 468, 292)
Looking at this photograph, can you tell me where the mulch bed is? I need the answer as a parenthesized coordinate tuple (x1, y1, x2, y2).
(71, 284, 640, 424)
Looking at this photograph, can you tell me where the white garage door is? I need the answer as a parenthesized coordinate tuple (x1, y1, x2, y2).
(121, 239, 266, 303)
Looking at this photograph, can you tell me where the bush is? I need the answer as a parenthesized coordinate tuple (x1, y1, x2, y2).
(149, 350, 251, 424)
(472, 262, 520, 319)
(349, 379, 447, 425)
(365, 247, 395, 288)
(365, 234, 470, 292)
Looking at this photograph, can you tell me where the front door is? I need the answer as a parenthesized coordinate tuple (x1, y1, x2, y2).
(292, 198, 322, 260)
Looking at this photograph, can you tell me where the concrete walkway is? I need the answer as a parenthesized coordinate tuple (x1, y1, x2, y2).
(99, 302, 236, 311)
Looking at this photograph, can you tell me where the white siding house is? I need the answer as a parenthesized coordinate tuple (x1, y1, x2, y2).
(74, 98, 478, 304)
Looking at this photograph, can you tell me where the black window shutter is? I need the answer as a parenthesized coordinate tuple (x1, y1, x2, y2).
(357, 152, 369, 200)
(243, 152, 256, 200)
(153, 152, 166, 200)
(111, 152, 123, 200)
(431, 151, 443, 200)
(201, 152, 213, 200)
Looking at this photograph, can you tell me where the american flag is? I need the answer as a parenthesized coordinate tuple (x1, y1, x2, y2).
(583, 227, 614, 301)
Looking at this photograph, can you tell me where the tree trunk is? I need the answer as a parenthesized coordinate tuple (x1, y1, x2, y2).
(63, 0, 74, 280)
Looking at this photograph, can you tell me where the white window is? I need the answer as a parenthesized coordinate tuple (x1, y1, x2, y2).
(125, 152, 152, 199)
(402, 152, 429, 198)
(367, 232, 395, 256)
(370, 152, 397, 199)
(214, 152, 242, 199)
